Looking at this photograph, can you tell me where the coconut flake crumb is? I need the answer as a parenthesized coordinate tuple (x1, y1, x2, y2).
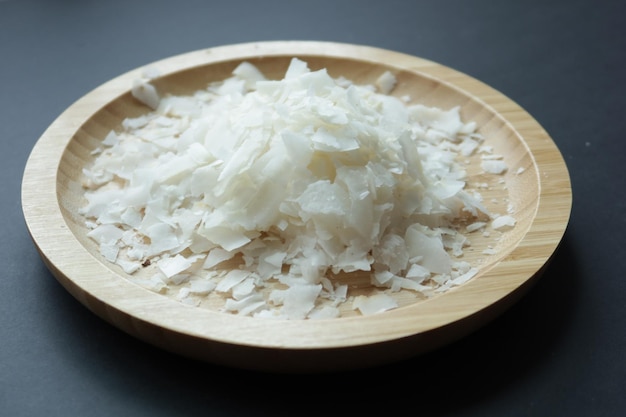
(375, 70, 397, 94)
(466, 221, 487, 233)
(492, 215, 517, 230)
(80, 58, 517, 320)
(353, 293, 398, 315)
(481, 159, 508, 175)
(131, 79, 160, 110)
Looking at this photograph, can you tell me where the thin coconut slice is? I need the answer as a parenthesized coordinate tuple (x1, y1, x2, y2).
(353, 293, 398, 315)
(492, 215, 517, 230)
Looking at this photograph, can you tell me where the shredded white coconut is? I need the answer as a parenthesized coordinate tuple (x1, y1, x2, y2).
(375, 70, 397, 95)
(491, 215, 517, 231)
(481, 159, 508, 175)
(80, 58, 516, 319)
(353, 293, 399, 315)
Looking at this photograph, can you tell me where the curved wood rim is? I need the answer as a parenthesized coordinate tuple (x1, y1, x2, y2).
(21, 41, 572, 372)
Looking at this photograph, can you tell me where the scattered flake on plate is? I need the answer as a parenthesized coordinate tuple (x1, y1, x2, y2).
(353, 293, 398, 315)
(481, 159, 508, 175)
(466, 221, 487, 233)
(492, 215, 517, 231)
(375, 70, 397, 94)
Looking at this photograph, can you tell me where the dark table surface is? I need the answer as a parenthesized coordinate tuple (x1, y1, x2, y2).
(2, 0, 625, 416)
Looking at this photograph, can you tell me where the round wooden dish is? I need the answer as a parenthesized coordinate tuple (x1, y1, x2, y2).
(22, 41, 571, 373)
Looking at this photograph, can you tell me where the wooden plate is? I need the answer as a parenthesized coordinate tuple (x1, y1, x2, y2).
(21, 41, 571, 373)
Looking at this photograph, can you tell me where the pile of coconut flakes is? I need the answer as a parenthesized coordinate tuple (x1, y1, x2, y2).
(80, 58, 515, 319)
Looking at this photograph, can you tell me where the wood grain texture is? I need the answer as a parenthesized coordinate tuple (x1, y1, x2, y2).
(21, 41, 571, 372)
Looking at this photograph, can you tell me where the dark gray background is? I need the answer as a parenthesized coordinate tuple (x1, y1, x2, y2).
(2, 0, 625, 416)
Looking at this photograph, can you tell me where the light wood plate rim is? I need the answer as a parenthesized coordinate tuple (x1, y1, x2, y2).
(21, 41, 572, 372)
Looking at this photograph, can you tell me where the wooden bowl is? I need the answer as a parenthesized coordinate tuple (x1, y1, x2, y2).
(21, 41, 572, 373)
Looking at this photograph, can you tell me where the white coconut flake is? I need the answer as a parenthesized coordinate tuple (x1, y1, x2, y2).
(131, 274, 167, 293)
(466, 221, 487, 233)
(269, 283, 322, 319)
(481, 159, 508, 175)
(202, 247, 235, 269)
(99, 241, 119, 263)
(188, 279, 217, 295)
(80, 58, 515, 319)
(375, 70, 397, 94)
(491, 215, 517, 231)
(353, 293, 398, 315)
(223, 293, 266, 316)
(131, 79, 160, 110)
(157, 254, 194, 278)
(116, 258, 141, 274)
(215, 269, 252, 293)
(451, 267, 478, 285)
